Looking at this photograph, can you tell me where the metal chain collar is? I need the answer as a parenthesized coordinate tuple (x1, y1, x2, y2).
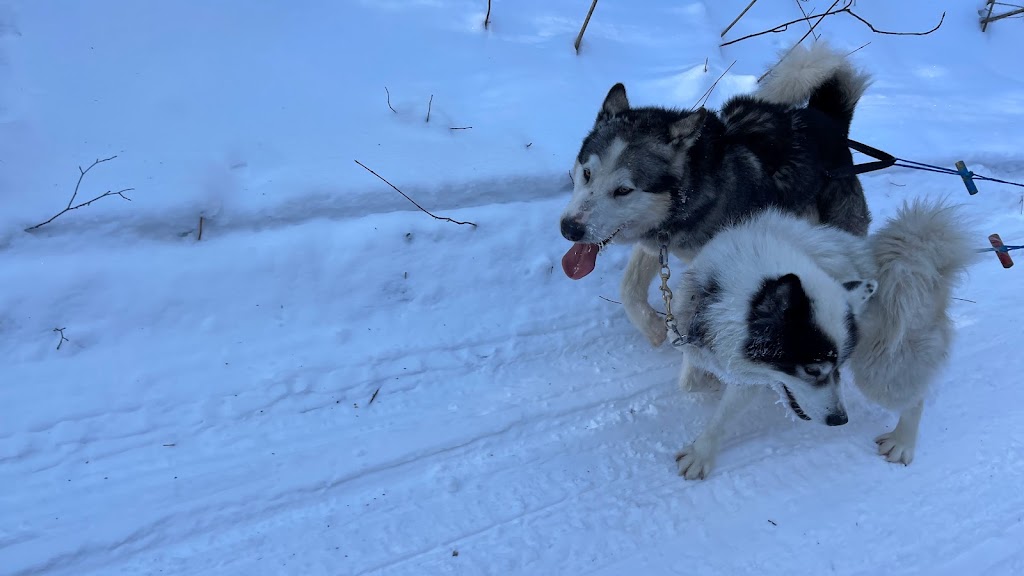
(658, 239, 689, 350)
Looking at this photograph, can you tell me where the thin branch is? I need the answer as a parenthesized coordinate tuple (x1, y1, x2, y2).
(574, 0, 599, 54)
(846, 9, 945, 36)
(197, 215, 205, 241)
(53, 327, 69, 350)
(980, 7, 1024, 24)
(385, 87, 397, 113)
(982, 0, 996, 31)
(426, 94, 433, 123)
(953, 297, 977, 304)
(354, 160, 477, 227)
(692, 60, 736, 110)
(369, 386, 381, 405)
(725, 0, 849, 47)
(568, 170, 574, 186)
(795, 0, 820, 40)
(848, 41, 871, 56)
(26, 156, 133, 231)
(721, 0, 759, 38)
(600, 295, 666, 316)
(724, 1, 944, 48)
(449, 126, 473, 130)
(484, 0, 492, 29)
(758, 0, 843, 82)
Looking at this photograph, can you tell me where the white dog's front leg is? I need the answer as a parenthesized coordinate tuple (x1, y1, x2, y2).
(621, 245, 665, 347)
(676, 382, 755, 480)
(875, 401, 924, 465)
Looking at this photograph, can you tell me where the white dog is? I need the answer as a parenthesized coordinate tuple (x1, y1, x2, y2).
(669, 198, 977, 480)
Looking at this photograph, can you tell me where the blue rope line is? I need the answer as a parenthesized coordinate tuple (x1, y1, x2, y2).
(976, 244, 1024, 254)
(891, 157, 1024, 188)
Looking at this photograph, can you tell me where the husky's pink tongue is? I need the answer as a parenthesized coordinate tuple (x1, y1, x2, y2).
(562, 243, 599, 280)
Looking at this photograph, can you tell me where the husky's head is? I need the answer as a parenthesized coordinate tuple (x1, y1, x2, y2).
(559, 83, 707, 251)
(743, 273, 877, 425)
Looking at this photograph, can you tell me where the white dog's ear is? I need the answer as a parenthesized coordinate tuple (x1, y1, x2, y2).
(842, 279, 877, 313)
(597, 83, 629, 124)
(669, 107, 707, 148)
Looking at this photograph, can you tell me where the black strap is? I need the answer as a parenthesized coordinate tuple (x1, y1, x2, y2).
(828, 139, 896, 179)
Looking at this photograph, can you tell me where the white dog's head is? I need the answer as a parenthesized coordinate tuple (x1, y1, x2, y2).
(741, 273, 877, 425)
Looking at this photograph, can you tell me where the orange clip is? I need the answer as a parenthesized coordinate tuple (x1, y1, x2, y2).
(989, 234, 1014, 268)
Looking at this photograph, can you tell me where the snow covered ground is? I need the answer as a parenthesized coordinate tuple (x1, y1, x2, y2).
(2, 1, 1023, 574)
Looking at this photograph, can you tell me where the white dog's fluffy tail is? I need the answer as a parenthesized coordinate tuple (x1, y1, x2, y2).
(756, 41, 872, 134)
(867, 198, 979, 352)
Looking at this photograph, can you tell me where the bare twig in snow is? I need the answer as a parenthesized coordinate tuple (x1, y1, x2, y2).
(721, 0, 759, 38)
(848, 41, 871, 56)
(953, 297, 977, 304)
(704, 57, 709, 73)
(574, 0, 599, 54)
(53, 327, 69, 350)
(692, 60, 736, 110)
(385, 87, 397, 113)
(795, 0, 820, 40)
(197, 216, 205, 241)
(525, 142, 533, 149)
(354, 160, 477, 227)
(426, 94, 433, 123)
(600, 295, 666, 316)
(980, 6, 1024, 25)
(369, 387, 381, 405)
(484, 0, 492, 29)
(982, 0, 996, 31)
(724, 1, 944, 48)
(568, 170, 574, 185)
(26, 156, 134, 231)
(449, 126, 473, 130)
(757, 0, 842, 82)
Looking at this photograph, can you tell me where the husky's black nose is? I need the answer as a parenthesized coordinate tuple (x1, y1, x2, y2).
(826, 412, 849, 426)
(560, 218, 586, 242)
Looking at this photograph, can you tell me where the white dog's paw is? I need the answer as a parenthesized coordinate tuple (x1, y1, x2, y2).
(675, 443, 716, 480)
(678, 364, 720, 394)
(875, 430, 916, 465)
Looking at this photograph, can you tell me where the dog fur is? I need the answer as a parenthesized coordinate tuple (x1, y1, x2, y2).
(557, 41, 873, 348)
(670, 198, 977, 480)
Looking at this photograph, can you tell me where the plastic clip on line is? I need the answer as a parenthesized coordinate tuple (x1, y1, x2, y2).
(986, 234, 1015, 269)
(955, 160, 979, 195)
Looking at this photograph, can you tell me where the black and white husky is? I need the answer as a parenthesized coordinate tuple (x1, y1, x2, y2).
(559, 42, 874, 347)
(670, 198, 977, 480)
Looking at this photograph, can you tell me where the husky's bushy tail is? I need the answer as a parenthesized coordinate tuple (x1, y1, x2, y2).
(756, 41, 872, 134)
(865, 198, 979, 353)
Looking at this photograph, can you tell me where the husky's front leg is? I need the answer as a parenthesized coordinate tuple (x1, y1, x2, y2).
(621, 245, 665, 347)
(676, 381, 755, 480)
(875, 401, 924, 465)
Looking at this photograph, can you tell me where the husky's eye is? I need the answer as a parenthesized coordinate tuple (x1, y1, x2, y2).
(613, 186, 634, 197)
(583, 168, 591, 183)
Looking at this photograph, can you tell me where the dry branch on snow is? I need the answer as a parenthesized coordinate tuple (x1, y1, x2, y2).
(26, 156, 134, 232)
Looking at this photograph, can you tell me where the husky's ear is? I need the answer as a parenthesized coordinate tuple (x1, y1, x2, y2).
(842, 279, 878, 314)
(596, 83, 629, 124)
(746, 273, 807, 360)
(669, 107, 707, 148)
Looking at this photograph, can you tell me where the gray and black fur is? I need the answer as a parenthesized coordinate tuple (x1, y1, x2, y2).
(558, 41, 873, 348)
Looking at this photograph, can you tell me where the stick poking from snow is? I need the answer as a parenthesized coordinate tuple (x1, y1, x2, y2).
(354, 160, 478, 227)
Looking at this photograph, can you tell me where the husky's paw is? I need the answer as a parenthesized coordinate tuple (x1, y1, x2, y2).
(675, 444, 715, 480)
(632, 306, 666, 347)
(875, 431, 916, 465)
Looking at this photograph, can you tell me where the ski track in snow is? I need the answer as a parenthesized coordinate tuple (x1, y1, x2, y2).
(3, 0, 1024, 574)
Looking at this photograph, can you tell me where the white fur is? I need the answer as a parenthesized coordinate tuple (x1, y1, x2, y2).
(756, 41, 872, 107)
(850, 198, 979, 464)
(672, 199, 977, 478)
